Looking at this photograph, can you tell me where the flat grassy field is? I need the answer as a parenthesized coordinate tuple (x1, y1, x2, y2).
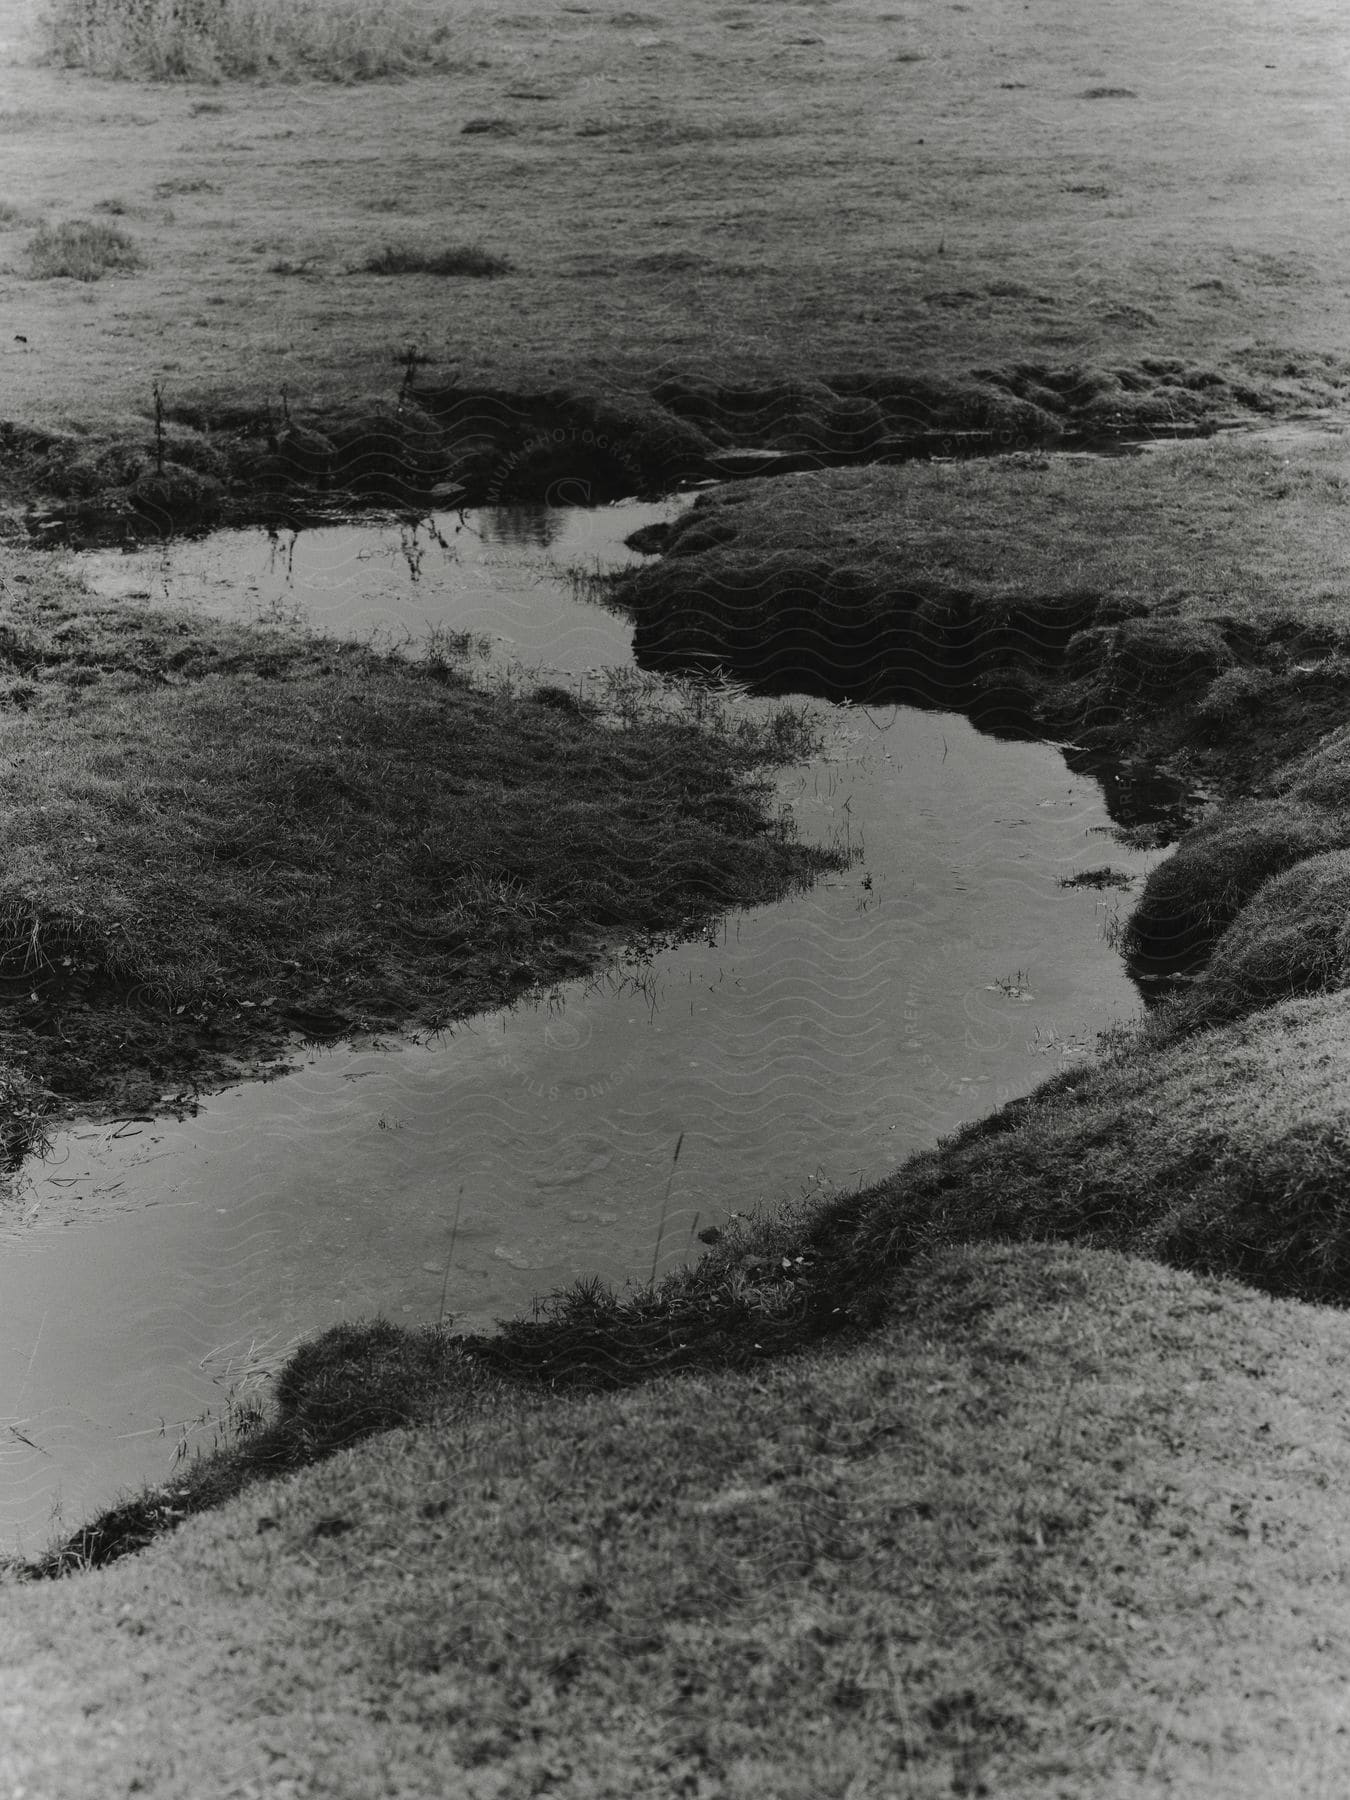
(3, 0, 1350, 426)
(7, 2, 1350, 1796)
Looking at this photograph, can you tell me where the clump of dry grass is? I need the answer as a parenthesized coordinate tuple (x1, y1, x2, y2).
(37, 0, 469, 81)
(25, 218, 144, 280)
(0, 1061, 53, 1165)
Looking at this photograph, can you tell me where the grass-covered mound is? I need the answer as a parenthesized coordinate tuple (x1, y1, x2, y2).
(1171, 849, 1350, 1031)
(9, 1244, 1350, 1798)
(1130, 709, 1350, 987)
(0, 546, 839, 1158)
(810, 989, 1350, 1307)
(1125, 796, 1350, 967)
(613, 436, 1350, 770)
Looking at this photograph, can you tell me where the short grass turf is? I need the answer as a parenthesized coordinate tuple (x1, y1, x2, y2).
(4, 1244, 1350, 1799)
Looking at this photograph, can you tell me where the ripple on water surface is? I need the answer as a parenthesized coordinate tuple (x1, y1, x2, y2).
(0, 504, 1162, 1550)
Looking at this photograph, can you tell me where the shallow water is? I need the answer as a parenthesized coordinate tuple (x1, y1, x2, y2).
(69, 503, 655, 675)
(0, 506, 1161, 1551)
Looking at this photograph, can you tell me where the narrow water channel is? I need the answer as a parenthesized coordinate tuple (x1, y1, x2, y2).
(0, 504, 1162, 1552)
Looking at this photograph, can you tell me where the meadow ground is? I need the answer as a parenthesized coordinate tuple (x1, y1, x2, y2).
(2, 0, 1350, 428)
(6, 1, 1350, 1795)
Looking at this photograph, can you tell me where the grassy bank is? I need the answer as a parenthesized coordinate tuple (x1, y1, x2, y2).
(8, 1244, 1350, 1798)
(2, 363, 1295, 545)
(0, 542, 839, 1160)
(614, 432, 1350, 789)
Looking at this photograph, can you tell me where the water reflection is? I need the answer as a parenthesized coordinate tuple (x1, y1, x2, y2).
(71, 501, 677, 674)
(475, 503, 566, 549)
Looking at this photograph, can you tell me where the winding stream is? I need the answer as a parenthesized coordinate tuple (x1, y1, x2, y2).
(0, 503, 1163, 1551)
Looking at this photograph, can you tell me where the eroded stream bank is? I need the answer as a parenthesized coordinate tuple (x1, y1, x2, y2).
(1, 361, 1282, 550)
(0, 501, 1164, 1550)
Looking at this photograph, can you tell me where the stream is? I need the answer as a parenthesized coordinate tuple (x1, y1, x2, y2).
(0, 501, 1164, 1552)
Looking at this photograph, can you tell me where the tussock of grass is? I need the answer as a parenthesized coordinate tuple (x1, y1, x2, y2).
(38, 0, 470, 81)
(478, 1201, 833, 1392)
(1192, 662, 1277, 733)
(1172, 849, 1350, 1030)
(1127, 798, 1350, 966)
(1057, 865, 1131, 890)
(25, 218, 145, 280)
(152, 175, 218, 198)
(628, 115, 791, 146)
(0, 1062, 53, 1166)
(361, 242, 513, 278)
(1108, 614, 1234, 698)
